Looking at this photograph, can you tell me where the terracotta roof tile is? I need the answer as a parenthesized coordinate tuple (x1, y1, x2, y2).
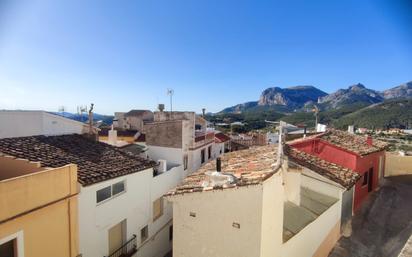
(319, 129, 388, 156)
(284, 144, 360, 189)
(165, 145, 278, 196)
(0, 134, 156, 186)
(215, 132, 230, 143)
(289, 129, 388, 156)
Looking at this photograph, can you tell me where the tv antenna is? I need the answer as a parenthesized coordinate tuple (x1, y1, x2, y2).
(167, 88, 174, 117)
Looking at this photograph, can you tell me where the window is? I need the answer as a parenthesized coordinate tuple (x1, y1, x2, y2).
(97, 186, 112, 203)
(201, 149, 205, 164)
(169, 226, 173, 241)
(183, 154, 188, 171)
(208, 146, 212, 159)
(362, 172, 368, 186)
(112, 181, 125, 196)
(153, 197, 164, 221)
(96, 180, 126, 204)
(0, 239, 15, 257)
(141, 225, 148, 243)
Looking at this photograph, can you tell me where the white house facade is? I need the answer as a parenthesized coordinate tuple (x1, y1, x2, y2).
(0, 110, 89, 139)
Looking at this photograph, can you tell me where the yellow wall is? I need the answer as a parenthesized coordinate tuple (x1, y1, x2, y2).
(385, 153, 412, 177)
(0, 164, 79, 257)
(99, 135, 135, 143)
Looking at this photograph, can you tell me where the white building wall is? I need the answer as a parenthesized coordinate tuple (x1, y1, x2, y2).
(78, 165, 185, 257)
(213, 142, 225, 159)
(260, 173, 284, 257)
(0, 111, 85, 138)
(169, 185, 264, 257)
(147, 146, 183, 166)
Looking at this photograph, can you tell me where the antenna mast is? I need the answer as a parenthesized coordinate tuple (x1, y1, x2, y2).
(167, 88, 174, 119)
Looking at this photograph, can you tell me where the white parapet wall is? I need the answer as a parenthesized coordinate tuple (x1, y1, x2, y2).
(385, 153, 412, 177)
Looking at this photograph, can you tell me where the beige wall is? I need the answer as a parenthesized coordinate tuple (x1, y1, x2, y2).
(145, 120, 184, 148)
(169, 185, 265, 257)
(385, 153, 412, 177)
(0, 156, 43, 181)
(0, 164, 79, 257)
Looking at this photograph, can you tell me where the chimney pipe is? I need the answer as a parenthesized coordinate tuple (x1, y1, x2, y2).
(216, 157, 221, 172)
(202, 108, 206, 117)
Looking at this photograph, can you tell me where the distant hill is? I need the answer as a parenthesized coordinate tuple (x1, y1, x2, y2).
(332, 98, 412, 129)
(318, 83, 383, 109)
(215, 80, 412, 131)
(382, 81, 412, 99)
(53, 112, 113, 125)
(220, 85, 327, 113)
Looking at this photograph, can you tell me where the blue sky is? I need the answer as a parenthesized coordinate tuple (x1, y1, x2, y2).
(0, 0, 411, 114)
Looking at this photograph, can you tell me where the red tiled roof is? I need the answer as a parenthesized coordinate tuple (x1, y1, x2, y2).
(284, 144, 360, 189)
(289, 129, 388, 156)
(215, 132, 230, 143)
(165, 145, 278, 196)
(0, 134, 156, 186)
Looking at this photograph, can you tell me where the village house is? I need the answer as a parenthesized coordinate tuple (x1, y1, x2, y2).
(0, 132, 186, 257)
(287, 129, 387, 211)
(0, 156, 79, 257)
(0, 110, 93, 139)
(144, 110, 219, 174)
(213, 132, 231, 156)
(165, 140, 360, 257)
(113, 110, 154, 131)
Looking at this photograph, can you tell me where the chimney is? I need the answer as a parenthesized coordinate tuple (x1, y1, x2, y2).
(366, 135, 373, 146)
(202, 108, 206, 117)
(348, 125, 355, 134)
(108, 125, 118, 145)
(216, 157, 221, 172)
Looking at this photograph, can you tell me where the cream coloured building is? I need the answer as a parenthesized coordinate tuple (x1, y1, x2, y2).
(0, 156, 79, 257)
(165, 144, 360, 257)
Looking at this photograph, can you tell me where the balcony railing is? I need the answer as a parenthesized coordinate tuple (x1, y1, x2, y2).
(105, 234, 137, 257)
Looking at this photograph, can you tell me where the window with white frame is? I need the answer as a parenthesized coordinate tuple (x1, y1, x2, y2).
(0, 231, 23, 257)
(96, 180, 126, 204)
(0, 239, 16, 257)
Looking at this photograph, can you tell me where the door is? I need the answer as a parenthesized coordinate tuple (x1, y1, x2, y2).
(368, 168, 374, 192)
(109, 220, 125, 255)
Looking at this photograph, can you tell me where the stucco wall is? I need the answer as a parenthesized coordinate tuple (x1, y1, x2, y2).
(0, 111, 85, 138)
(0, 164, 79, 257)
(170, 185, 264, 257)
(353, 151, 385, 210)
(260, 173, 284, 257)
(145, 120, 183, 148)
(147, 145, 184, 165)
(78, 165, 184, 257)
(385, 153, 412, 177)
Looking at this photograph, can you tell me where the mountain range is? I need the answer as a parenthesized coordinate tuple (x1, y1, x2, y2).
(220, 81, 412, 114)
